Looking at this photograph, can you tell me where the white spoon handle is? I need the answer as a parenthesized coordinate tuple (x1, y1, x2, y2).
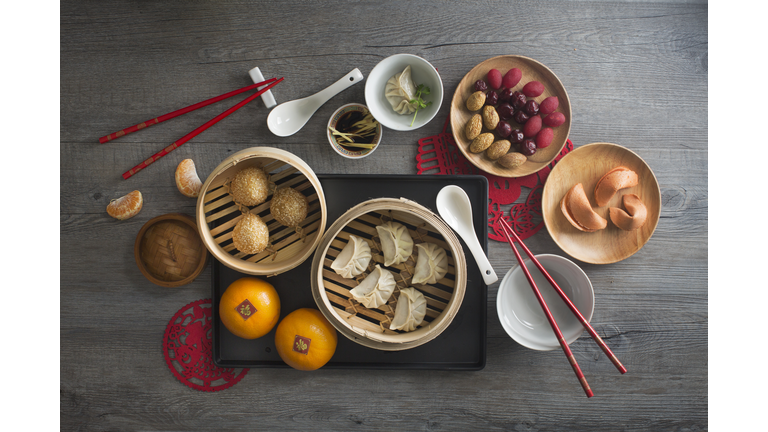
(463, 231, 499, 285)
(310, 68, 364, 109)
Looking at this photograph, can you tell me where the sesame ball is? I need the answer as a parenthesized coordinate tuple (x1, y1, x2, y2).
(230, 167, 269, 207)
(270, 187, 308, 228)
(232, 213, 269, 254)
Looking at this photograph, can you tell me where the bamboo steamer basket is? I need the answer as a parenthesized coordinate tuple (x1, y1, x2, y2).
(311, 198, 467, 351)
(196, 147, 327, 276)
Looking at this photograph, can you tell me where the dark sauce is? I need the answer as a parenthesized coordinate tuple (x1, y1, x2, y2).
(336, 111, 375, 152)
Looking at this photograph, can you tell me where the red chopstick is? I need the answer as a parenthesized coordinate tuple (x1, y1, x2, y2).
(499, 217, 627, 374)
(99, 78, 277, 144)
(498, 222, 593, 398)
(122, 77, 284, 180)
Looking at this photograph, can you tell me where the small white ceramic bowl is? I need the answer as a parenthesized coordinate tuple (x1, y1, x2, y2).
(364, 53, 443, 131)
(496, 254, 594, 351)
(327, 103, 383, 159)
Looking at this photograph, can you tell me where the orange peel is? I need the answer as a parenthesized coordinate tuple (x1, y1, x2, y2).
(594, 166, 638, 207)
(609, 194, 647, 231)
(560, 183, 607, 232)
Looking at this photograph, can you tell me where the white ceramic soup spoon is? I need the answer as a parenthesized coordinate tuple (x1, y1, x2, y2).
(436, 185, 499, 285)
(267, 68, 364, 137)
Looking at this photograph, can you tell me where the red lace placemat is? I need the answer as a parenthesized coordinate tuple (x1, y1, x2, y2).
(416, 118, 572, 242)
(163, 298, 249, 392)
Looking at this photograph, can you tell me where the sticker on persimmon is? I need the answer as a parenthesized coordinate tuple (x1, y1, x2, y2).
(236, 299, 256, 320)
(293, 335, 311, 354)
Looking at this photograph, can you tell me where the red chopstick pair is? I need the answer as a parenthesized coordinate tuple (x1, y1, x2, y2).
(497, 218, 627, 398)
(101, 77, 284, 179)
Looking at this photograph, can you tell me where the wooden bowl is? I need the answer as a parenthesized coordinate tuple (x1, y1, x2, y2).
(542, 143, 661, 264)
(134, 213, 208, 287)
(450, 55, 572, 178)
(196, 147, 327, 276)
(310, 198, 467, 351)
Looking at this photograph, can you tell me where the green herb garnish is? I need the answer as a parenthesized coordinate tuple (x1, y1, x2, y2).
(409, 84, 432, 127)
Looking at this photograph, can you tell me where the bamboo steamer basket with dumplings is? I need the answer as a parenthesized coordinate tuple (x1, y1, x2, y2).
(196, 147, 327, 276)
(310, 198, 467, 351)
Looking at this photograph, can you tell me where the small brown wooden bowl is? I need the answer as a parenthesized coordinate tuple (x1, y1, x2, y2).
(542, 143, 661, 264)
(450, 55, 572, 178)
(310, 198, 467, 351)
(134, 213, 208, 287)
(196, 147, 327, 277)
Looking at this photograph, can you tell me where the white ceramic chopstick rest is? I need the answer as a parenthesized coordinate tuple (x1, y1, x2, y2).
(248, 67, 277, 108)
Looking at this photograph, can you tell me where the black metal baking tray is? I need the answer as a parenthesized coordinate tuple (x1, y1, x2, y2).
(212, 174, 488, 370)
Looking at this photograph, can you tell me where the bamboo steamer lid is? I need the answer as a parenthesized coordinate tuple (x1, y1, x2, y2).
(311, 198, 467, 351)
(196, 147, 327, 276)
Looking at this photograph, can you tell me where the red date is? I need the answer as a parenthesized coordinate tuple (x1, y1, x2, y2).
(496, 103, 515, 120)
(510, 91, 527, 110)
(520, 139, 537, 156)
(509, 129, 525, 144)
(523, 100, 539, 116)
(486, 90, 499, 106)
(495, 121, 512, 138)
(513, 110, 529, 124)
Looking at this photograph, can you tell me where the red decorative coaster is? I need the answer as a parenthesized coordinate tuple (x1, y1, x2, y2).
(416, 117, 572, 242)
(163, 299, 249, 392)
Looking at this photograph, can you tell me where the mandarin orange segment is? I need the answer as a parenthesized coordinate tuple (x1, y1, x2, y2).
(106, 190, 143, 220)
(275, 308, 337, 371)
(175, 158, 202, 198)
(219, 277, 280, 340)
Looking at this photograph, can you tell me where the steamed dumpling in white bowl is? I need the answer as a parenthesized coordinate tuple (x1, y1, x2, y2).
(384, 65, 417, 115)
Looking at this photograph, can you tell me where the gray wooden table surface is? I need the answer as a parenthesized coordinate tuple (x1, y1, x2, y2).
(60, 1, 708, 430)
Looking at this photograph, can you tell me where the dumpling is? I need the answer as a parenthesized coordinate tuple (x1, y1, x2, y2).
(384, 65, 417, 115)
(389, 287, 427, 332)
(330, 234, 372, 279)
(375, 221, 414, 267)
(412, 242, 448, 285)
(349, 265, 396, 309)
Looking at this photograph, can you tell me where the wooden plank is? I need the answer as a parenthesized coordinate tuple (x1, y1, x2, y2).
(59, 0, 709, 430)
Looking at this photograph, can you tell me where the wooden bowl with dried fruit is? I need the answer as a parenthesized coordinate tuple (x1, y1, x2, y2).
(195, 147, 327, 276)
(450, 55, 572, 178)
(541, 142, 661, 264)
